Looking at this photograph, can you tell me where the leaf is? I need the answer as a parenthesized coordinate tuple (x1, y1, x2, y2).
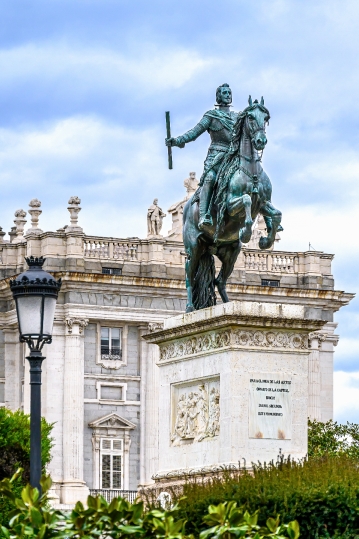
(30, 507, 43, 528)
(0, 526, 10, 539)
(287, 520, 300, 539)
(40, 475, 52, 494)
(266, 516, 280, 533)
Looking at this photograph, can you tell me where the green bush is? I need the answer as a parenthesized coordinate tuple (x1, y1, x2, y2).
(0, 408, 53, 527)
(168, 456, 359, 539)
(0, 472, 299, 539)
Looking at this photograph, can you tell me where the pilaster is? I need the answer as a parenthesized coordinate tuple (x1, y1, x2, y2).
(142, 323, 162, 485)
(4, 328, 22, 410)
(308, 332, 327, 421)
(61, 317, 89, 504)
(138, 325, 148, 486)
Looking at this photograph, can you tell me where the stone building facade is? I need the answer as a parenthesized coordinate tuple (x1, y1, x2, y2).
(0, 176, 353, 504)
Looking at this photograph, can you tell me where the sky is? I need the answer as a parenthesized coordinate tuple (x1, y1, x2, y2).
(0, 0, 358, 422)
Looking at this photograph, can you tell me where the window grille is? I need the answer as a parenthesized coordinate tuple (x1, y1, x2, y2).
(102, 267, 122, 276)
(101, 327, 122, 360)
(100, 438, 123, 490)
(261, 279, 280, 287)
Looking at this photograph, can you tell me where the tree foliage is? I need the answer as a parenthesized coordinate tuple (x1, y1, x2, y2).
(308, 419, 359, 459)
(0, 408, 53, 528)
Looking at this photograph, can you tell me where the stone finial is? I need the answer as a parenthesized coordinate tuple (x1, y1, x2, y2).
(8, 226, 16, 243)
(166, 173, 198, 241)
(147, 198, 166, 237)
(67, 196, 83, 232)
(0, 227, 5, 243)
(26, 198, 43, 236)
(68, 196, 81, 205)
(12, 209, 27, 243)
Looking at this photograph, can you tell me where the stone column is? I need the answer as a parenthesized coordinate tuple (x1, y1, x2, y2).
(308, 332, 326, 421)
(61, 317, 89, 504)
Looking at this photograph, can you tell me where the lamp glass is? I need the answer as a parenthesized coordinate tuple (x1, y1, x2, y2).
(17, 296, 42, 336)
(42, 296, 57, 335)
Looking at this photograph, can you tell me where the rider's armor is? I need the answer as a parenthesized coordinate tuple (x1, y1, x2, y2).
(174, 109, 238, 229)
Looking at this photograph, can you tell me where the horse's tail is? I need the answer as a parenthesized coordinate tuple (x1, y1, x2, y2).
(192, 251, 216, 310)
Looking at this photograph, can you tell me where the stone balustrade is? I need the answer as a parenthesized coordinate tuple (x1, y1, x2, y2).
(0, 231, 333, 287)
(83, 237, 139, 261)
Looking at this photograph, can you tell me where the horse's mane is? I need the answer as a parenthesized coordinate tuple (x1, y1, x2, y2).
(213, 103, 270, 243)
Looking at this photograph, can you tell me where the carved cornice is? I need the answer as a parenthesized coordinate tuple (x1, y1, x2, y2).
(159, 328, 309, 362)
(65, 317, 89, 334)
(145, 314, 325, 346)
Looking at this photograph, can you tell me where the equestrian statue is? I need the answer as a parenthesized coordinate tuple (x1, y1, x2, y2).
(165, 84, 283, 313)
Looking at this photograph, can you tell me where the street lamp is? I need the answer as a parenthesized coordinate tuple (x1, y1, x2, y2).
(10, 256, 61, 491)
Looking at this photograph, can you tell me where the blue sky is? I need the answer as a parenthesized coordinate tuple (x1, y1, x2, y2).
(0, 0, 358, 421)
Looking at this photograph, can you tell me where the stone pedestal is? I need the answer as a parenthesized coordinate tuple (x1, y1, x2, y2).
(144, 301, 327, 481)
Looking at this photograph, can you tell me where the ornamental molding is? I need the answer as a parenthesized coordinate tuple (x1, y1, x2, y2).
(308, 332, 328, 349)
(65, 317, 89, 334)
(152, 462, 243, 481)
(234, 330, 307, 349)
(159, 328, 309, 362)
(144, 315, 325, 346)
(89, 412, 136, 431)
(148, 322, 164, 333)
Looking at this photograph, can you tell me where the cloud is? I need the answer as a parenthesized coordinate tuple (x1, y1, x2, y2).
(334, 371, 359, 423)
(334, 338, 359, 372)
(0, 115, 196, 238)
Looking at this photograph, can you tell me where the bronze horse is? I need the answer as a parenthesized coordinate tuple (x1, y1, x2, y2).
(183, 97, 282, 312)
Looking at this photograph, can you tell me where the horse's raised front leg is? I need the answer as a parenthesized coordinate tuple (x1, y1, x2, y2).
(215, 241, 241, 303)
(227, 193, 253, 243)
(259, 201, 282, 249)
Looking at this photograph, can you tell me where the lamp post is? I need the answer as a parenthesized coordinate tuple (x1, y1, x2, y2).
(10, 256, 61, 491)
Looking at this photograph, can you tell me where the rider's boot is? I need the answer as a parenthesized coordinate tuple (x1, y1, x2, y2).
(198, 181, 213, 230)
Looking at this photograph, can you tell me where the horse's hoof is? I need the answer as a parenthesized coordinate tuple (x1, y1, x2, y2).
(259, 237, 272, 249)
(186, 305, 195, 313)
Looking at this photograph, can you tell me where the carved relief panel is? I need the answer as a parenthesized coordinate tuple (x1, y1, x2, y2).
(171, 377, 220, 446)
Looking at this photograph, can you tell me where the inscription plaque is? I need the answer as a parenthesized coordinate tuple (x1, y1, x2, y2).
(249, 373, 292, 440)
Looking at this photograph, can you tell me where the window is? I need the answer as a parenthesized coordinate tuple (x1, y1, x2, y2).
(102, 267, 122, 276)
(101, 327, 122, 360)
(261, 279, 280, 287)
(100, 384, 123, 401)
(100, 438, 123, 489)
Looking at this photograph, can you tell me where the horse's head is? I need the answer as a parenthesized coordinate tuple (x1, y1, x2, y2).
(243, 96, 270, 151)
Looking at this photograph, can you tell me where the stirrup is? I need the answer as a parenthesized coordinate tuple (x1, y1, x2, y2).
(199, 213, 213, 230)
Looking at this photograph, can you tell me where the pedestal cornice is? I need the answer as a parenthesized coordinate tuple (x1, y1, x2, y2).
(143, 301, 327, 346)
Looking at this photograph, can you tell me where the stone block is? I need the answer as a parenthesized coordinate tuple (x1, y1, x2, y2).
(144, 300, 327, 480)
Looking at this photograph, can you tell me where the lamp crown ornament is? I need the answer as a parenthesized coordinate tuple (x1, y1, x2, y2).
(26, 255, 45, 267)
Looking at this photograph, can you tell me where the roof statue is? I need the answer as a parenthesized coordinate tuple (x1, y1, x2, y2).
(166, 87, 283, 312)
(147, 198, 166, 237)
